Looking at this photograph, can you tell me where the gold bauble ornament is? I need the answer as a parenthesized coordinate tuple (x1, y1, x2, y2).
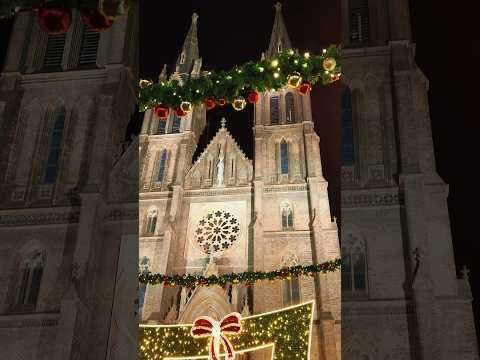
(180, 101, 192, 113)
(323, 57, 336, 72)
(139, 79, 152, 88)
(232, 96, 247, 111)
(287, 73, 302, 88)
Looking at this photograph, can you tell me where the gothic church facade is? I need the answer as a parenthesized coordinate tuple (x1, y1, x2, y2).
(0, 7, 139, 360)
(341, 1, 479, 359)
(139, 5, 341, 360)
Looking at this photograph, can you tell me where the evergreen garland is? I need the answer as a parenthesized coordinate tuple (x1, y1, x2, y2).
(0, 0, 101, 18)
(139, 258, 341, 288)
(139, 46, 341, 112)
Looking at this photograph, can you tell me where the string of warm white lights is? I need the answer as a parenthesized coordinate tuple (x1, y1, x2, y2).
(139, 301, 315, 360)
(138, 46, 341, 116)
(139, 258, 341, 288)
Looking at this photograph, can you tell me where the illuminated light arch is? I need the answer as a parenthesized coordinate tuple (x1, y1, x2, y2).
(139, 301, 315, 360)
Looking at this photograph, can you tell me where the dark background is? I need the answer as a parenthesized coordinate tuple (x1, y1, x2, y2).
(1, 0, 479, 339)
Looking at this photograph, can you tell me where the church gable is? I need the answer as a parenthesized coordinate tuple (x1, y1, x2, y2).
(185, 120, 253, 189)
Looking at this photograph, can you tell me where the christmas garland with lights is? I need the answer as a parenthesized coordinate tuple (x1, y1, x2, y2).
(139, 46, 341, 117)
(139, 258, 341, 288)
(1, 1, 132, 35)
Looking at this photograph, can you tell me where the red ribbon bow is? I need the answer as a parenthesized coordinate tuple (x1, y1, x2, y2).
(191, 312, 242, 360)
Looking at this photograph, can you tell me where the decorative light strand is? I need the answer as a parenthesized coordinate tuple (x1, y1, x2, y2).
(139, 258, 341, 287)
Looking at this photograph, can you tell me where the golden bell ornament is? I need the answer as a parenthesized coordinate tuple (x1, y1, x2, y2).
(287, 73, 302, 88)
(323, 57, 336, 72)
(180, 101, 192, 113)
(232, 96, 247, 111)
(139, 79, 152, 89)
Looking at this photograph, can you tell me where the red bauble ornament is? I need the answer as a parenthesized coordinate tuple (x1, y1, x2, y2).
(297, 82, 312, 95)
(37, 3, 72, 35)
(216, 98, 227, 106)
(204, 97, 216, 111)
(247, 91, 259, 104)
(81, 8, 113, 32)
(154, 105, 169, 119)
(175, 108, 187, 117)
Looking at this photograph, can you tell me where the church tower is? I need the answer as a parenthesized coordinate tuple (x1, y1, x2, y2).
(0, 7, 139, 360)
(340, 1, 478, 359)
(139, 4, 340, 360)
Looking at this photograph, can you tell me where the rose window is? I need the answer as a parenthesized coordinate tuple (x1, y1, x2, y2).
(194, 210, 240, 254)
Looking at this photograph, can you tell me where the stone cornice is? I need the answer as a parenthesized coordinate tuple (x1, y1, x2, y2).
(264, 183, 307, 193)
(0, 206, 81, 227)
(0, 312, 59, 328)
(264, 230, 311, 238)
(19, 68, 109, 86)
(184, 187, 253, 198)
(341, 187, 402, 208)
(104, 203, 139, 222)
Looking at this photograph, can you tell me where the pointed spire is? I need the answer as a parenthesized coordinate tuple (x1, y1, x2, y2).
(158, 64, 167, 82)
(175, 13, 200, 75)
(266, 2, 292, 59)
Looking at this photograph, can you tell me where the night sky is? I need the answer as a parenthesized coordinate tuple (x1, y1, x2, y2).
(1, 0, 479, 338)
(139, 0, 341, 219)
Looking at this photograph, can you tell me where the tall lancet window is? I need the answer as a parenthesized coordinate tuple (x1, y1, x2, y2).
(16, 250, 45, 308)
(146, 208, 158, 235)
(157, 119, 167, 134)
(280, 140, 289, 174)
(285, 93, 295, 123)
(341, 85, 355, 166)
(171, 115, 181, 133)
(157, 150, 168, 182)
(270, 95, 280, 125)
(349, 0, 370, 44)
(43, 34, 66, 69)
(180, 51, 186, 64)
(281, 254, 300, 305)
(341, 236, 367, 292)
(44, 107, 66, 184)
(79, 25, 100, 65)
(277, 40, 283, 53)
(281, 202, 294, 229)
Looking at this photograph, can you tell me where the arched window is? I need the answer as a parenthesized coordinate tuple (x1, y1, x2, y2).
(270, 95, 280, 125)
(285, 93, 295, 123)
(341, 236, 367, 292)
(281, 202, 294, 229)
(349, 0, 370, 44)
(280, 140, 289, 174)
(281, 254, 300, 305)
(277, 41, 283, 53)
(79, 24, 100, 66)
(157, 150, 167, 182)
(171, 115, 181, 133)
(146, 208, 158, 235)
(157, 119, 167, 134)
(16, 250, 45, 308)
(180, 51, 186, 64)
(43, 34, 66, 69)
(44, 107, 66, 184)
(341, 85, 355, 166)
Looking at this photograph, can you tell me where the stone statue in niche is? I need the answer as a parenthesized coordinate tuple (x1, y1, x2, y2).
(216, 149, 225, 187)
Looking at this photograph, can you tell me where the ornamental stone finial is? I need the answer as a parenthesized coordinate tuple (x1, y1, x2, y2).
(221, 117, 226, 129)
(192, 13, 199, 24)
(275, 2, 282, 11)
(461, 265, 470, 280)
